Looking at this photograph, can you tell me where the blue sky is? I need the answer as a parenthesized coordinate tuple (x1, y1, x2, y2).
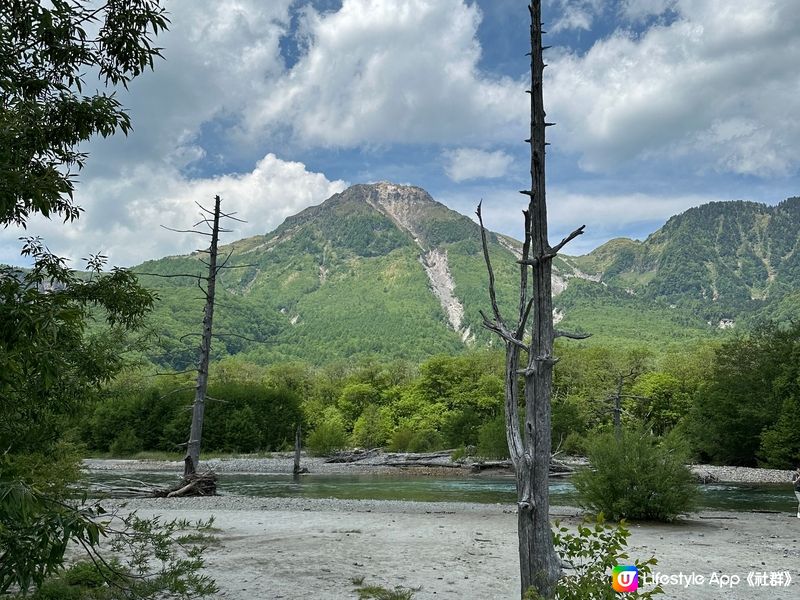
(3, 0, 799, 266)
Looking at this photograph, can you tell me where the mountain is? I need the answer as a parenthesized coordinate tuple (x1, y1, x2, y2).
(135, 185, 800, 368)
(566, 198, 800, 325)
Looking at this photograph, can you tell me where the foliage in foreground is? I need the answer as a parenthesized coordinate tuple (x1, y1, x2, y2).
(0, 478, 217, 598)
(530, 516, 663, 600)
(573, 428, 696, 522)
(524, 516, 662, 600)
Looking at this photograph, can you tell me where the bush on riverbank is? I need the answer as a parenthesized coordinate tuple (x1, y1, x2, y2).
(573, 428, 696, 522)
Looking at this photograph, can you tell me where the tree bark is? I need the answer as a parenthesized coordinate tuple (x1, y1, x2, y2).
(293, 424, 303, 478)
(184, 195, 221, 477)
(516, 3, 561, 596)
(478, 3, 586, 597)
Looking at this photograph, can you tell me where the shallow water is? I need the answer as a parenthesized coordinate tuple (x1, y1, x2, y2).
(84, 471, 797, 513)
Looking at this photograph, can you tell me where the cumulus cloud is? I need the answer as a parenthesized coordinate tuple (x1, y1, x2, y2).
(4, 155, 347, 267)
(443, 148, 514, 182)
(247, 0, 526, 146)
(549, 0, 605, 33)
(83, 0, 293, 173)
(618, 0, 677, 22)
(547, 0, 800, 177)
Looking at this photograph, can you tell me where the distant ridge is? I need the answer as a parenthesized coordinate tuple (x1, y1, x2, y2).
(135, 186, 800, 367)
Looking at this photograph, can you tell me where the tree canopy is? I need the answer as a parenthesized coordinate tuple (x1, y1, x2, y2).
(0, 0, 168, 226)
(0, 1, 170, 594)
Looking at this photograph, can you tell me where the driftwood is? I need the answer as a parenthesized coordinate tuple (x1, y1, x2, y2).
(324, 449, 578, 475)
(325, 448, 383, 463)
(162, 471, 217, 498)
(87, 471, 217, 499)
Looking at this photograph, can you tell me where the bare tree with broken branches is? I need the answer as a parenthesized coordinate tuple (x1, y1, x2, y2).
(477, 2, 588, 597)
(183, 194, 223, 480)
(137, 195, 252, 495)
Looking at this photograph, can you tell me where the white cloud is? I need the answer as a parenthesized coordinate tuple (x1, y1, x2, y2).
(83, 0, 293, 172)
(547, 0, 800, 177)
(618, 0, 676, 22)
(444, 148, 514, 182)
(550, 0, 605, 33)
(3, 155, 347, 267)
(246, 0, 526, 146)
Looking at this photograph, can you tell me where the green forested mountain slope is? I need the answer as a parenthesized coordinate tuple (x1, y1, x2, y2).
(568, 197, 800, 325)
(135, 185, 798, 367)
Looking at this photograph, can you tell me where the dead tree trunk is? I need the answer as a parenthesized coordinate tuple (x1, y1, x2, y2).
(184, 195, 222, 477)
(478, 3, 587, 597)
(293, 424, 303, 478)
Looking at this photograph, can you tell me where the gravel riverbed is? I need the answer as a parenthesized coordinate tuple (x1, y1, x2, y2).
(83, 454, 796, 484)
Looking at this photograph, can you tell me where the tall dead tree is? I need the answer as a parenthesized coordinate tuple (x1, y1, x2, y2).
(136, 195, 252, 494)
(184, 194, 222, 478)
(477, 2, 587, 597)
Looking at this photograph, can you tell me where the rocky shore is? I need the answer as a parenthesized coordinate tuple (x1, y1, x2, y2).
(83, 453, 796, 485)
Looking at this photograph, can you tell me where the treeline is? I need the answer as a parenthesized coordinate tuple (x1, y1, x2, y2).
(80, 322, 800, 468)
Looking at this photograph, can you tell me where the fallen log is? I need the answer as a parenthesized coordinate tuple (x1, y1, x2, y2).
(325, 448, 382, 463)
(160, 471, 217, 498)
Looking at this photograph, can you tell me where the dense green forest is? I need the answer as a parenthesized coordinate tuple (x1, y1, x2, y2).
(80, 321, 800, 469)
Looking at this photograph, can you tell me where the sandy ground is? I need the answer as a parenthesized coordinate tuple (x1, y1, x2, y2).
(100, 495, 800, 600)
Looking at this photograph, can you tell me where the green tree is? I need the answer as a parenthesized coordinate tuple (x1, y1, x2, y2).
(337, 382, 380, 426)
(689, 323, 799, 465)
(629, 372, 691, 436)
(0, 2, 208, 595)
(1, 0, 168, 225)
(351, 405, 393, 449)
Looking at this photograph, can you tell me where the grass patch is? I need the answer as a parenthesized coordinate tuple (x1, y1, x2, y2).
(353, 581, 417, 600)
(175, 532, 221, 546)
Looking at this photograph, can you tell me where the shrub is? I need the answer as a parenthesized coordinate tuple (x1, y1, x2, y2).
(527, 515, 663, 599)
(30, 579, 82, 600)
(388, 426, 415, 452)
(61, 560, 106, 588)
(109, 428, 143, 457)
(307, 408, 348, 456)
(561, 431, 587, 456)
(407, 428, 444, 453)
(573, 428, 695, 522)
(351, 405, 392, 449)
(476, 414, 509, 459)
(1, 479, 217, 598)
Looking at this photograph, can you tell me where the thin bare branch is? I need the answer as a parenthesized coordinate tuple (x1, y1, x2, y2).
(554, 330, 591, 340)
(218, 263, 258, 270)
(194, 201, 216, 217)
(480, 310, 528, 350)
(476, 202, 505, 327)
(215, 249, 235, 273)
(516, 297, 535, 340)
(160, 225, 212, 236)
(218, 211, 246, 223)
(204, 395, 229, 404)
(157, 386, 195, 401)
(132, 271, 202, 280)
(550, 224, 586, 255)
(150, 369, 197, 377)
